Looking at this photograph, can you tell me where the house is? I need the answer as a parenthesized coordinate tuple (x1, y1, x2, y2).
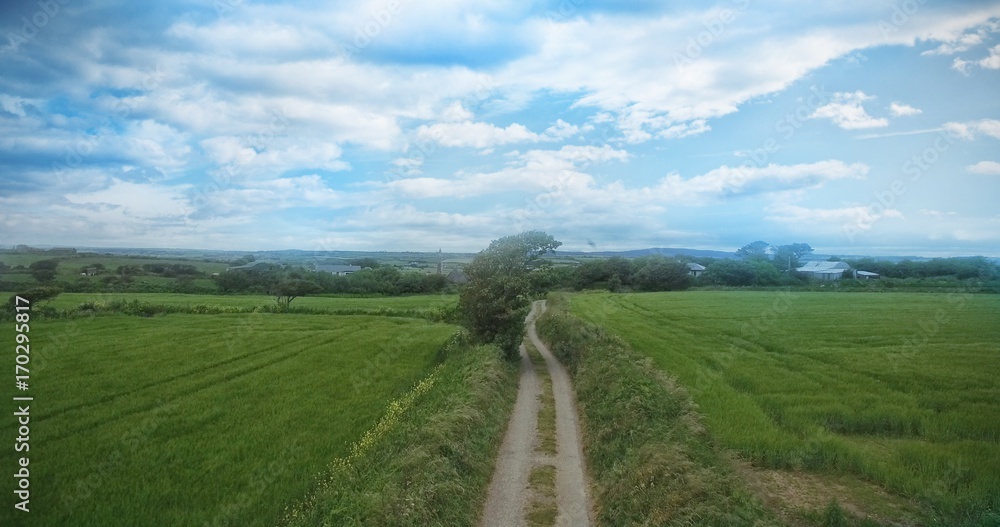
(446, 268, 467, 284)
(856, 270, 880, 280)
(314, 263, 361, 276)
(795, 261, 851, 281)
(84, 267, 99, 276)
(686, 262, 706, 278)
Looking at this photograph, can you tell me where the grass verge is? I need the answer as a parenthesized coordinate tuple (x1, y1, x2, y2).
(278, 330, 518, 527)
(527, 465, 558, 527)
(525, 338, 557, 456)
(536, 293, 777, 526)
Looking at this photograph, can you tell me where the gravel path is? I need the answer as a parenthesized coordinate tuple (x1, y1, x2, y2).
(480, 300, 593, 527)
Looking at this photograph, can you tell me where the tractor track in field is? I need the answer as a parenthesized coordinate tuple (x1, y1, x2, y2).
(480, 300, 593, 527)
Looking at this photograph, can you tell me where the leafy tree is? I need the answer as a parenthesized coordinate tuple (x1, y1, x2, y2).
(270, 279, 321, 310)
(605, 256, 632, 285)
(6, 286, 62, 313)
(770, 243, 813, 270)
(736, 241, 771, 261)
(29, 258, 60, 283)
(458, 231, 561, 360)
(702, 259, 780, 286)
(632, 255, 692, 291)
(30, 268, 57, 283)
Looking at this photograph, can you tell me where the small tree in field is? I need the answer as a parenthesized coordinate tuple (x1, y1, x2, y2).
(458, 231, 561, 360)
(270, 279, 321, 310)
(5, 286, 62, 315)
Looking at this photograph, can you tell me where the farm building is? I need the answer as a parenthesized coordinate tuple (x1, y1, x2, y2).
(686, 262, 706, 277)
(856, 270, 880, 280)
(796, 261, 850, 280)
(314, 263, 362, 276)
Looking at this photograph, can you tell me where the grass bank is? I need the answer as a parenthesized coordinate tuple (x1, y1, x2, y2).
(279, 331, 519, 527)
(536, 293, 777, 526)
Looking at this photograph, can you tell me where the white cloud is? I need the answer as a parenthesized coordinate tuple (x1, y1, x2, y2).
(383, 144, 628, 199)
(657, 161, 869, 204)
(440, 101, 474, 122)
(922, 32, 984, 55)
(200, 137, 348, 180)
(979, 44, 1000, 69)
(945, 119, 1000, 141)
(920, 209, 958, 217)
(415, 118, 589, 148)
(953, 43, 1000, 73)
(65, 179, 192, 220)
(765, 204, 903, 229)
(889, 102, 922, 117)
(415, 121, 541, 148)
(810, 92, 888, 129)
(966, 161, 1000, 175)
(543, 119, 580, 140)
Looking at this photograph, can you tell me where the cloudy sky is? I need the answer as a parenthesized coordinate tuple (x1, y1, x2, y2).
(1, 0, 999, 255)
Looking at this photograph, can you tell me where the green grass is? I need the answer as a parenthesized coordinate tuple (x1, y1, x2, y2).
(526, 338, 557, 456)
(527, 465, 558, 527)
(0, 313, 456, 527)
(537, 294, 776, 526)
(567, 291, 1000, 524)
(280, 335, 519, 527)
(42, 292, 457, 312)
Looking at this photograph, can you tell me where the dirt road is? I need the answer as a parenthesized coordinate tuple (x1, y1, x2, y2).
(480, 300, 593, 527)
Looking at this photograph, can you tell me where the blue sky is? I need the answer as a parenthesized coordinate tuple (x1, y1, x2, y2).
(1, 0, 999, 255)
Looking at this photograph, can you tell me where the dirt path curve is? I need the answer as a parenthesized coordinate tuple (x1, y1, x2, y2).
(480, 300, 593, 527)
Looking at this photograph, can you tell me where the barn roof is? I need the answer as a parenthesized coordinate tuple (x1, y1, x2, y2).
(796, 261, 851, 272)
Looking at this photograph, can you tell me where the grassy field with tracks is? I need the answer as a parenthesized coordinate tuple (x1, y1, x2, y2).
(0, 311, 456, 526)
(568, 291, 1000, 525)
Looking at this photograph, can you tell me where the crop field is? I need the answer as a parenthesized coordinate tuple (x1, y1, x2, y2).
(0, 312, 456, 526)
(43, 292, 458, 312)
(569, 291, 1000, 522)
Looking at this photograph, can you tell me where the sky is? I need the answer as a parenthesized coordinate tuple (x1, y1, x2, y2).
(1, 0, 999, 256)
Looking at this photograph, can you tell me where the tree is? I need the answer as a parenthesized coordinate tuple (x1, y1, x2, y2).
(6, 286, 62, 313)
(632, 255, 692, 291)
(702, 259, 779, 286)
(458, 231, 561, 360)
(270, 279, 321, 310)
(736, 241, 771, 261)
(770, 243, 813, 271)
(29, 258, 60, 283)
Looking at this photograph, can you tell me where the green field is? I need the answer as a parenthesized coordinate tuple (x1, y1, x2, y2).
(568, 291, 1000, 522)
(43, 292, 458, 312)
(0, 312, 456, 526)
